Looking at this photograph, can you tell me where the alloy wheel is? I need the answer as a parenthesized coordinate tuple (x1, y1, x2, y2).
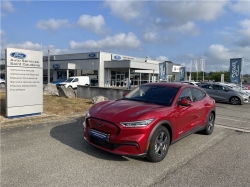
(230, 97, 240, 105)
(154, 132, 168, 157)
(207, 113, 214, 132)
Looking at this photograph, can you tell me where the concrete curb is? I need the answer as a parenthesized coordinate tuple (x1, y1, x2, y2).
(0, 112, 86, 129)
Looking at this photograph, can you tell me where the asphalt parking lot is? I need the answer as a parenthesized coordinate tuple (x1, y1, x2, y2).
(215, 102, 250, 132)
(1, 102, 250, 187)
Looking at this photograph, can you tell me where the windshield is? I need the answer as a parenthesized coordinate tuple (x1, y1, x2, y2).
(64, 78, 74, 83)
(123, 85, 178, 106)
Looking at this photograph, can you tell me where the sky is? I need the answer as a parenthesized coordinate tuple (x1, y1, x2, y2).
(1, 0, 250, 74)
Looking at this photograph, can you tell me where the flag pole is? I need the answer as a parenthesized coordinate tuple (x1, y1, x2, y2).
(189, 60, 192, 81)
(196, 60, 198, 81)
(202, 58, 205, 82)
(241, 57, 244, 91)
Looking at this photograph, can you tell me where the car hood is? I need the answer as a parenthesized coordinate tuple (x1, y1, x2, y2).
(59, 81, 70, 84)
(89, 99, 170, 122)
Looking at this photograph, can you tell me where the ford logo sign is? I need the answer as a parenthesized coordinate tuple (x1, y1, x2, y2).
(53, 64, 60, 69)
(89, 53, 96, 58)
(10, 52, 26, 59)
(114, 55, 121, 60)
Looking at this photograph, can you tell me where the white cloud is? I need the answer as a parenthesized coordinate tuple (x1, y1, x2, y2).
(206, 44, 231, 60)
(156, 1, 228, 23)
(35, 19, 70, 31)
(143, 32, 158, 42)
(234, 19, 250, 47)
(0, 30, 5, 35)
(228, 0, 250, 16)
(204, 44, 250, 74)
(70, 32, 140, 50)
(155, 56, 169, 61)
(4, 41, 42, 51)
(2, 1, 15, 12)
(170, 22, 200, 36)
(0, 41, 74, 58)
(1, 41, 42, 58)
(77, 15, 106, 34)
(104, 0, 144, 21)
(238, 19, 250, 37)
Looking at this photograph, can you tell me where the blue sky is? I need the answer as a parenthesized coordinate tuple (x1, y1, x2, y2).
(1, 0, 250, 74)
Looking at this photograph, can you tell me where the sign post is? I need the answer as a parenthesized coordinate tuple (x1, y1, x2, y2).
(5, 48, 43, 118)
(159, 62, 167, 81)
(179, 67, 185, 82)
(229, 58, 242, 84)
(200, 58, 205, 81)
(48, 50, 50, 83)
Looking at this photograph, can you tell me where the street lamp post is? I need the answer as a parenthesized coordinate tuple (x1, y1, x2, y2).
(48, 50, 50, 83)
(152, 70, 155, 82)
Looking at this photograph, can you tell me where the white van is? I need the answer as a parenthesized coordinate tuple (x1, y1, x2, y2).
(59, 76, 90, 89)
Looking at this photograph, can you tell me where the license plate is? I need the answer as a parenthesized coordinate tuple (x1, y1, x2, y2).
(90, 129, 109, 141)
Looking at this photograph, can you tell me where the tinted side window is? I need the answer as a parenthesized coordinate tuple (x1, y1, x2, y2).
(179, 88, 193, 102)
(201, 85, 213, 89)
(191, 88, 206, 102)
(73, 78, 79, 82)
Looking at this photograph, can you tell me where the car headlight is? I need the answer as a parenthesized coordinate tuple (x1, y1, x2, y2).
(83, 111, 90, 130)
(120, 119, 154, 127)
(85, 111, 90, 118)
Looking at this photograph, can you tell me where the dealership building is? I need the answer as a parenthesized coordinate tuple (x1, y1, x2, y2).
(0, 51, 182, 87)
(42, 51, 182, 87)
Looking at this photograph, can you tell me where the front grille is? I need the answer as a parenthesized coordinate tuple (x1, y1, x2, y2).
(104, 142, 115, 149)
(90, 136, 115, 150)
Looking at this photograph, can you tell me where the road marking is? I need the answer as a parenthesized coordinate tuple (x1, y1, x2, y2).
(215, 124, 250, 133)
(217, 116, 249, 123)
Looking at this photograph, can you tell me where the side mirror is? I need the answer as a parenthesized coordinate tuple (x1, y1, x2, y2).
(178, 99, 191, 106)
(123, 92, 128, 97)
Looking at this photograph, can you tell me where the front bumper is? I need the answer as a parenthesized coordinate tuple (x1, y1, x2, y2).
(83, 118, 151, 157)
(84, 133, 147, 158)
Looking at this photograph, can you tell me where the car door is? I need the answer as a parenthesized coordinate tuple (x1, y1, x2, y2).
(211, 85, 228, 101)
(190, 87, 207, 126)
(72, 78, 79, 88)
(175, 88, 199, 137)
(201, 84, 217, 100)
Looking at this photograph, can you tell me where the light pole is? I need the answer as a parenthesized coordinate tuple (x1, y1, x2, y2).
(152, 70, 155, 83)
(48, 50, 50, 83)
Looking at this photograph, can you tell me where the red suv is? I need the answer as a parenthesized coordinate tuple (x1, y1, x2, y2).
(83, 83, 216, 162)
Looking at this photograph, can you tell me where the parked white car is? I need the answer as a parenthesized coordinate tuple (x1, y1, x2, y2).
(181, 81, 199, 86)
(220, 83, 250, 96)
(59, 76, 90, 89)
(0, 78, 5, 88)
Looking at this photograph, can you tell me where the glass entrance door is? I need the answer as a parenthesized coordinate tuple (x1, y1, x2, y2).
(116, 74, 125, 86)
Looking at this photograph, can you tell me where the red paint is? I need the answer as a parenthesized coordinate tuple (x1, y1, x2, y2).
(83, 82, 216, 159)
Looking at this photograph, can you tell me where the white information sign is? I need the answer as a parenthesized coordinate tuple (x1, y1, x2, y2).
(5, 48, 43, 118)
(172, 65, 181, 72)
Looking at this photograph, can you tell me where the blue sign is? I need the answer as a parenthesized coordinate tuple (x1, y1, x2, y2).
(114, 55, 121, 60)
(159, 62, 167, 80)
(179, 67, 185, 81)
(53, 64, 60, 69)
(10, 52, 26, 59)
(229, 58, 242, 83)
(88, 53, 96, 58)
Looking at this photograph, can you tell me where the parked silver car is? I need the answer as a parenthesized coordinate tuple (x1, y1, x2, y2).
(200, 83, 249, 105)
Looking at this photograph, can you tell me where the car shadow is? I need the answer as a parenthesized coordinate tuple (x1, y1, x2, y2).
(50, 117, 129, 161)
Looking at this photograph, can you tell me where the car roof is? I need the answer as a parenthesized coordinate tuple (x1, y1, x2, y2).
(143, 82, 196, 89)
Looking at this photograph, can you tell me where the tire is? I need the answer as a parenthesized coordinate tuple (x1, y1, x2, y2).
(0, 83, 5, 88)
(230, 96, 241, 105)
(146, 126, 170, 162)
(201, 112, 215, 135)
